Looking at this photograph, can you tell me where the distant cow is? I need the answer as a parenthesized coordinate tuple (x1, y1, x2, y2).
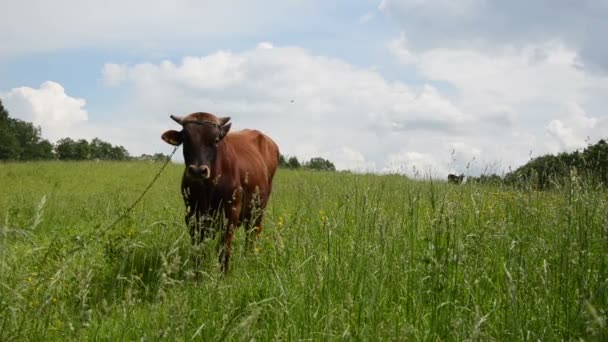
(448, 173, 465, 184)
(162, 112, 279, 273)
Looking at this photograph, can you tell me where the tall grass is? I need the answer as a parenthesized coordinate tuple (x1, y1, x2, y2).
(0, 161, 606, 340)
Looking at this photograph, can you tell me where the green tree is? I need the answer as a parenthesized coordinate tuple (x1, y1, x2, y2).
(55, 138, 78, 160)
(137, 153, 168, 162)
(504, 138, 608, 189)
(74, 139, 91, 160)
(580, 139, 608, 185)
(10, 120, 54, 160)
(109, 145, 129, 160)
(0, 100, 54, 160)
(278, 154, 288, 168)
(0, 126, 21, 160)
(305, 157, 336, 171)
(287, 156, 301, 169)
(55, 137, 129, 161)
(90, 138, 114, 159)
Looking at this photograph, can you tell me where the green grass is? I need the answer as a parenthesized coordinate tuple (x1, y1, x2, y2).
(0, 161, 606, 340)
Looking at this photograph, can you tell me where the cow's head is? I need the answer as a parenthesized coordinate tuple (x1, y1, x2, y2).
(162, 112, 231, 180)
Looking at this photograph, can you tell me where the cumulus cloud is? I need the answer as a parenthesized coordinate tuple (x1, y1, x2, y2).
(97, 41, 608, 175)
(1, 81, 167, 156)
(391, 39, 595, 107)
(1, 81, 88, 141)
(358, 11, 376, 24)
(101, 64, 128, 86)
(380, 0, 608, 72)
(384, 150, 450, 178)
(325, 147, 376, 172)
(103, 43, 493, 172)
(0, 0, 325, 58)
(389, 36, 608, 169)
(545, 102, 608, 152)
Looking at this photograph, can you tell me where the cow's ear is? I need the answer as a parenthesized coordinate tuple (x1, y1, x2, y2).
(219, 116, 231, 126)
(162, 130, 182, 146)
(220, 123, 231, 139)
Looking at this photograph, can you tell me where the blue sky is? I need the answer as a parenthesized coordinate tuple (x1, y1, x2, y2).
(1, 0, 607, 176)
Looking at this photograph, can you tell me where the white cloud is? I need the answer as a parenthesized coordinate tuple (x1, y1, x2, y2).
(545, 102, 608, 152)
(1, 82, 168, 156)
(384, 150, 449, 178)
(389, 35, 608, 169)
(5, 36, 606, 177)
(380, 0, 608, 72)
(546, 120, 583, 151)
(358, 11, 376, 24)
(388, 33, 418, 65)
(101, 64, 128, 86)
(102, 43, 483, 172)
(0, 1, 319, 58)
(380, 0, 483, 19)
(1, 81, 88, 141)
(382, 140, 484, 178)
(257, 42, 274, 50)
(391, 38, 596, 108)
(325, 146, 375, 172)
(96, 41, 608, 176)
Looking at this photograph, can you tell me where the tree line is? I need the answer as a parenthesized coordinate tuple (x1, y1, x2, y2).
(279, 155, 336, 171)
(468, 138, 608, 189)
(1, 99, 337, 167)
(0, 99, 145, 161)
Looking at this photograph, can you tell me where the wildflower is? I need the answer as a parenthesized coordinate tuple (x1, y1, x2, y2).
(254, 247, 261, 255)
(319, 210, 328, 225)
(277, 216, 284, 229)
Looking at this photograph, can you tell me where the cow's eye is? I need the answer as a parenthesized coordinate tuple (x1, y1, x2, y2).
(214, 137, 220, 145)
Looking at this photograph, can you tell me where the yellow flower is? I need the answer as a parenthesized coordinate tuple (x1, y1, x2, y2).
(319, 210, 328, 225)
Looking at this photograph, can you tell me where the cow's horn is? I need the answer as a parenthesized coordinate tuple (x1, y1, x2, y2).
(219, 116, 231, 125)
(170, 115, 184, 125)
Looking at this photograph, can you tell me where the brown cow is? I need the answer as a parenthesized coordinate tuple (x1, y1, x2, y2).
(161, 112, 279, 273)
(448, 173, 465, 184)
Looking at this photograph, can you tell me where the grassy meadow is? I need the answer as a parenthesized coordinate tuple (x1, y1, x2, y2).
(0, 161, 607, 340)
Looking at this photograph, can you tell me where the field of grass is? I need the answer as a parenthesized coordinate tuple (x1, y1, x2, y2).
(0, 161, 606, 340)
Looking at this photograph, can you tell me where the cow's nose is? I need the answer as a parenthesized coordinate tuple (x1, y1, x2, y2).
(188, 165, 211, 179)
(188, 165, 201, 177)
(200, 165, 210, 179)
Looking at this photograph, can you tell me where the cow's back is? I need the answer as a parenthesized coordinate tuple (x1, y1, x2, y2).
(224, 129, 279, 191)
(224, 129, 279, 185)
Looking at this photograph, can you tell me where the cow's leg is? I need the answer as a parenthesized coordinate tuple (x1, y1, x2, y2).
(220, 222, 235, 274)
(248, 209, 264, 247)
(186, 207, 205, 274)
(183, 187, 199, 244)
(245, 188, 266, 251)
(220, 186, 244, 274)
(188, 208, 206, 245)
(219, 206, 241, 274)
